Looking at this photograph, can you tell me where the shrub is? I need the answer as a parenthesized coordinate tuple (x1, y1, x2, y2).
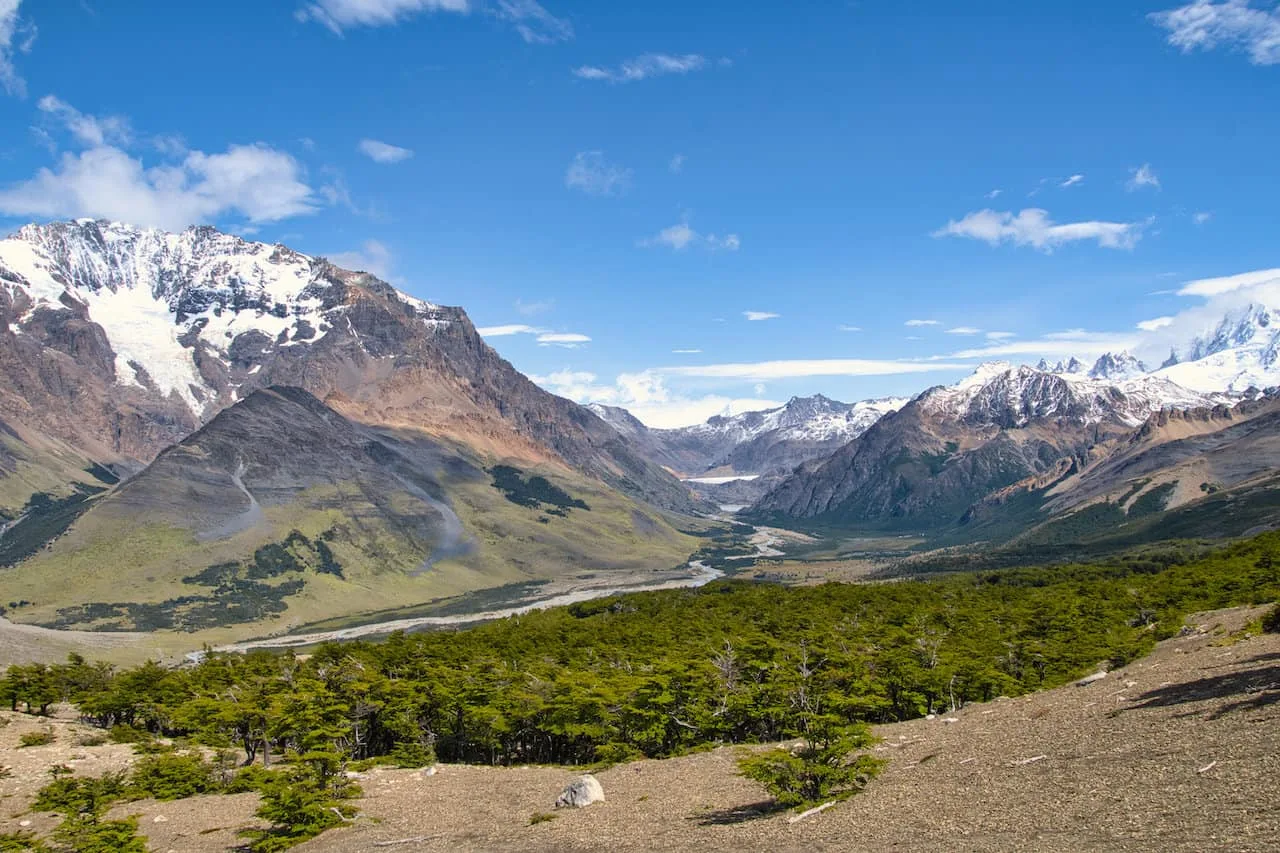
(0, 831, 48, 852)
(1262, 603, 1280, 634)
(388, 742, 435, 769)
(738, 724, 885, 809)
(107, 724, 152, 745)
(128, 752, 218, 800)
(51, 815, 146, 853)
(18, 730, 55, 748)
(240, 771, 358, 852)
(33, 772, 128, 816)
(76, 733, 109, 747)
(528, 812, 558, 825)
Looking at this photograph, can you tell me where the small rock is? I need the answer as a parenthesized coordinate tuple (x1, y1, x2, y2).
(1076, 671, 1108, 687)
(344, 771, 366, 780)
(422, 766, 438, 777)
(944, 717, 959, 724)
(925, 714, 936, 720)
(555, 774, 605, 809)
(18, 820, 31, 828)
(153, 815, 168, 823)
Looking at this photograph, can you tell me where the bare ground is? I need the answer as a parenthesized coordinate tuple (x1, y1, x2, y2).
(1, 606, 1277, 852)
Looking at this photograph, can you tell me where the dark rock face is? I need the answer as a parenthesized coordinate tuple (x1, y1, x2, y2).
(0, 221, 695, 514)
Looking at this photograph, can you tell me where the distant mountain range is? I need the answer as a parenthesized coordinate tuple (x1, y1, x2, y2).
(0, 220, 699, 636)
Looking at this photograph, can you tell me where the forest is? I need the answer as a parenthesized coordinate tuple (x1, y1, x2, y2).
(3, 531, 1279, 849)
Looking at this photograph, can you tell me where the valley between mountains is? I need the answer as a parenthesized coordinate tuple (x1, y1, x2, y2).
(3, 220, 1280, 659)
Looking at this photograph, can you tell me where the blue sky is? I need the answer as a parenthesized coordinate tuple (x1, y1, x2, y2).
(1, 0, 1278, 426)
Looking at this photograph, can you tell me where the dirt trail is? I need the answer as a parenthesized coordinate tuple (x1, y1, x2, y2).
(0, 607, 1276, 852)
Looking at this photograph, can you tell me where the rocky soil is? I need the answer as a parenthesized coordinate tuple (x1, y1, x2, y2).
(1, 606, 1276, 852)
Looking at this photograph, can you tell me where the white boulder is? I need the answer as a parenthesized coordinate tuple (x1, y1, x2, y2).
(555, 774, 605, 809)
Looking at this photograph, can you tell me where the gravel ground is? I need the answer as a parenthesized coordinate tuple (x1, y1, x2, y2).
(1, 606, 1276, 852)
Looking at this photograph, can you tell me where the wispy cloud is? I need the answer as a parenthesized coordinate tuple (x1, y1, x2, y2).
(1060, 174, 1085, 189)
(358, 138, 414, 164)
(669, 153, 686, 173)
(330, 239, 394, 279)
(905, 319, 940, 327)
(532, 368, 781, 428)
(37, 95, 131, 146)
(640, 220, 740, 251)
(1177, 267, 1280, 296)
(0, 0, 35, 98)
(477, 323, 545, 337)
(838, 324, 862, 332)
(985, 331, 1016, 340)
(660, 358, 971, 382)
(985, 188, 1002, 199)
(1193, 211, 1213, 225)
(1127, 163, 1160, 191)
(1137, 316, 1176, 332)
(743, 311, 779, 321)
(491, 0, 572, 44)
(945, 326, 982, 335)
(672, 348, 702, 354)
(939, 328, 1139, 361)
(298, 0, 469, 34)
(933, 208, 1145, 251)
(515, 298, 552, 316)
(573, 53, 708, 83)
(477, 323, 591, 348)
(1151, 0, 1280, 65)
(537, 332, 590, 348)
(565, 150, 631, 196)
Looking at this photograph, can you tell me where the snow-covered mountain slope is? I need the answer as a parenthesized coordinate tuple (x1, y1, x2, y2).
(0, 219, 696, 515)
(0, 219, 447, 416)
(1154, 303, 1280, 393)
(917, 360, 1222, 429)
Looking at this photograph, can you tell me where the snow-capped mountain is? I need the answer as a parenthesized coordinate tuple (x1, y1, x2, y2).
(1155, 303, 1280, 393)
(918, 360, 1221, 430)
(1088, 351, 1149, 381)
(0, 219, 449, 417)
(0, 219, 695, 513)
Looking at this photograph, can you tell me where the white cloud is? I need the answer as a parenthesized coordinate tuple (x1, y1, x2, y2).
(1127, 163, 1161, 191)
(1193, 211, 1213, 225)
(330, 239, 393, 279)
(537, 332, 591, 348)
(1137, 316, 1176, 331)
(933, 208, 1145, 251)
(1060, 174, 1085, 189)
(298, 0, 469, 33)
(1150, 0, 1280, 65)
(532, 368, 782, 428)
(743, 311, 779, 321)
(491, 0, 572, 44)
(985, 188, 1002, 199)
(573, 53, 708, 83)
(477, 323, 545, 337)
(905, 319, 940, 327)
(0, 0, 34, 98)
(640, 220, 740, 251)
(838, 324, 862, 332)
(660, 358, 972, 382)
(565, 151, 631, 196)
(939, 329, 1138, 361)
(946, 326, 982, 335)
(358, 138, 414, 164)
(672, 348, 702, 354)
(1176, 267, 1280, 296)
(0, 143, 318, 231)
(37, 95, 131, 146)
(985, 331, 1016, 340)
(669, 153, 686, 173)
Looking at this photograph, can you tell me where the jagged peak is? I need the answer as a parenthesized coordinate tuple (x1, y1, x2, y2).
(1089, 351, 1149, 381)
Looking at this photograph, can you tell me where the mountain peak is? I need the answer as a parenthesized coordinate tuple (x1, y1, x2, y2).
(1089, 351, 1148, 381)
